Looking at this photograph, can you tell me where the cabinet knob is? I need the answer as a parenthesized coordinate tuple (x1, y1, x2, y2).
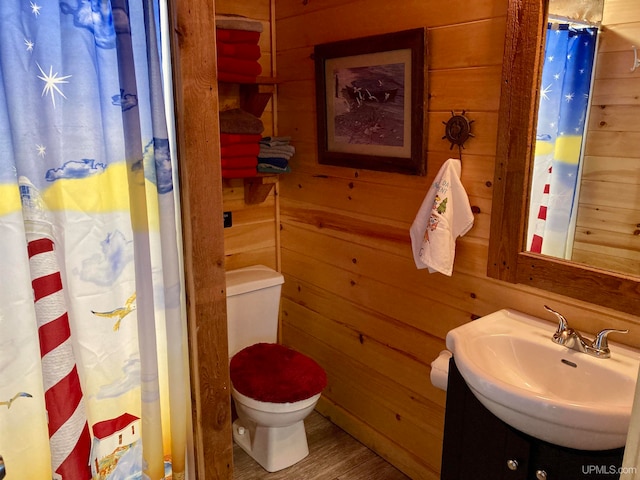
(536, 470, 547, 480)
(506, 459, 519, 471)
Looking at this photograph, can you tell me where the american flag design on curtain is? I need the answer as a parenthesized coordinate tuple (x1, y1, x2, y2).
(27, 237, 92, 480)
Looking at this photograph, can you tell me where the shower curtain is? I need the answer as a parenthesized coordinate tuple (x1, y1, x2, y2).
(527, 23, 598, 257)
(0, 1, 190, 479)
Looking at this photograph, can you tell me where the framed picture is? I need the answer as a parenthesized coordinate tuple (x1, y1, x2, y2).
(314, 28, 427, 175)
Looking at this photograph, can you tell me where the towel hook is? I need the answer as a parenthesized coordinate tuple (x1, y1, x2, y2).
(442, 110, 474, 160)
(631, 46, 640, 72)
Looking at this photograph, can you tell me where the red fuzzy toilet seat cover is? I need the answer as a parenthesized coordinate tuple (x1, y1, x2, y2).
(230, 343, 327, 403)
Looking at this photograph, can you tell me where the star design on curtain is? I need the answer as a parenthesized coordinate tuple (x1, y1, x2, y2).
(37, 64, 71, 108)
(30, 1, 41, 16)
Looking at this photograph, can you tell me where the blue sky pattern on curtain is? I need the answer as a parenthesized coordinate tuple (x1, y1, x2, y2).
(0, 1, 188, 479)
(527, 24, 598, 257)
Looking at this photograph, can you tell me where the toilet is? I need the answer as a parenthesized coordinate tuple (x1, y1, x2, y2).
(225, 265, 327, 472)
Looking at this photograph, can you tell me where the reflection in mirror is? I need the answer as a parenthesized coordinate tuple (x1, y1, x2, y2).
(487, 0, 640, 316)
(527, 0, 640, 277)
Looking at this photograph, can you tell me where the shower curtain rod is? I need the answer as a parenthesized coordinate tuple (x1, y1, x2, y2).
(547, 13, 600, 28)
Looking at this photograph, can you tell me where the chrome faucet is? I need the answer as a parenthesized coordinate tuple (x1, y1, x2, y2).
(544, 305, 628, 359)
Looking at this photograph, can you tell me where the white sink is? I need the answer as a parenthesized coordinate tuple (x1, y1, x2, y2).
(446, 308, 640, 451)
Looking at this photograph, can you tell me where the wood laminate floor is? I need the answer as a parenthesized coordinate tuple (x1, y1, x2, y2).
(233, 411, 411, 480)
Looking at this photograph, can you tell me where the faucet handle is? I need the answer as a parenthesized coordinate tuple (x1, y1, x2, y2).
(544, 305, 569, 332)
(592, 328, 629, 350)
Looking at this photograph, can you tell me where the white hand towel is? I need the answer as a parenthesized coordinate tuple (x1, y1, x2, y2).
(410, 158, 474, 275)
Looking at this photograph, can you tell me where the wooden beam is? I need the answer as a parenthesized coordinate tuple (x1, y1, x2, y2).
(168, 0, 233, 478)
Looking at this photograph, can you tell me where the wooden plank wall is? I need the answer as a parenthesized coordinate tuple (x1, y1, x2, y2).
(216, 0, 280, 272)
(272, 1, 640, 479)
(575, 0, 640, 276)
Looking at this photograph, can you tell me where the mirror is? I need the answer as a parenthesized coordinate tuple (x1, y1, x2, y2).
(526, 0, 639, 278)
(488, 0, 639, 316)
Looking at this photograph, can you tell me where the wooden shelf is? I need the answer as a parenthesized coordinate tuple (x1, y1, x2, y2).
(239, 77, 278, 203)
(220, 78, 280, 203)
(243, 174, 278, 204)
(239, 77, 277, 117)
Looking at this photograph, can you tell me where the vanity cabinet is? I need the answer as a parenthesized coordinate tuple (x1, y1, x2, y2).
(441, 358, 624, 480)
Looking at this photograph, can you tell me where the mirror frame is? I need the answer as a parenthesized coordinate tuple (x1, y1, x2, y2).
(487, 0, 640, 317)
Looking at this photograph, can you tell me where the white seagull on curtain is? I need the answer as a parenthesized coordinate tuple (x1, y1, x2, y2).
(0, 392, 32, 409)
(91, 292, 137, 331)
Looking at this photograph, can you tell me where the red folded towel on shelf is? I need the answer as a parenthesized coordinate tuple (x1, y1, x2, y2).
(221, 142, 260, 158)
(217, 42, 261, 60)
(215, 21, 262, 85)
(220, 133, 262, 146)
(221, 156, 258, 169)
(218, 56, 262, 77)
(218, 72, 259, 83)
(222, 167, 257, 178)
(216, 29, 260, 45)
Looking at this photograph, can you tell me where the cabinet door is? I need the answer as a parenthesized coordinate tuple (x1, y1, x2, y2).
(529, 440, 623, 480)
(441, 358, 625, 480)
(442, 359, 530, 480)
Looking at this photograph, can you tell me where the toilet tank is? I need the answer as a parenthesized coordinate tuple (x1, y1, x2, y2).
(225, 265, 285, 357)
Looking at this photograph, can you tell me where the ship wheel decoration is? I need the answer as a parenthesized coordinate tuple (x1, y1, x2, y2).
(442, 110, 474, 158)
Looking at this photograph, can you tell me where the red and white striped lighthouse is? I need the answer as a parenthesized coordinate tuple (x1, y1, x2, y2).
(21, 176, 92, 479)
(530, 165, 552, 253)
(27, 235, 92, 479)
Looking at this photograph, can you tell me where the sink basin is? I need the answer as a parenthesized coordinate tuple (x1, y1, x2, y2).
(446, 309, 640, 451)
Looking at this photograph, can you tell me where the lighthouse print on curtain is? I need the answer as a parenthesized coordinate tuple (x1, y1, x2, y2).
(0, 1, 190, 479)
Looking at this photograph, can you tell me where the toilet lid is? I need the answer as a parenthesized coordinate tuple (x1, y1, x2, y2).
(230, 343, 327, 403)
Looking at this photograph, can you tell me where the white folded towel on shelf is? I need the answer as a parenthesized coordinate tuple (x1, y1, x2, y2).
(410, 158, 474, 276)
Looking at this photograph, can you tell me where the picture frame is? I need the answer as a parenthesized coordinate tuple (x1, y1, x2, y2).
(314, 28, 427, 176)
